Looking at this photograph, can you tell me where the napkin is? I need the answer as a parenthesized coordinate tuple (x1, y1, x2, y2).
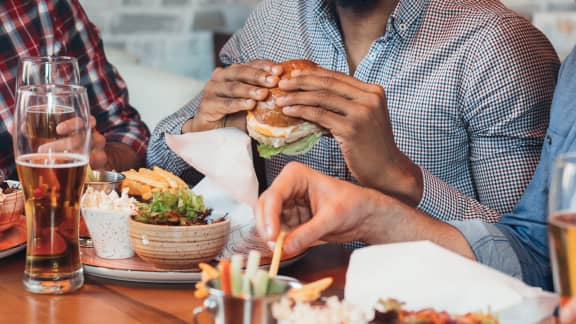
(192, 176, 273, 259)
(166, 128, 271, 258)
(344, 241, 558, 323)
(165, 128, 259, 208)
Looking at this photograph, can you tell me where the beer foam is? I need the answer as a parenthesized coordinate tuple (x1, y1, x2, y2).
(16, 153, 88, 168)
(81, 187, 136, 212)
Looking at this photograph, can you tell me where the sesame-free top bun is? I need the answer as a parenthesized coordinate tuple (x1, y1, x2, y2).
(247, 59, 324, 148)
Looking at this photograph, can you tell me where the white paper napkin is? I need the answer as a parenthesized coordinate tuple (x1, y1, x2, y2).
(345, 241, 558, 323)
(165, 128, 259, 208)
(166, 129, 272, 258)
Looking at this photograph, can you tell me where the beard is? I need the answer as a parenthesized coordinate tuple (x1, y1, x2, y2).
(333, 0, 379, 10)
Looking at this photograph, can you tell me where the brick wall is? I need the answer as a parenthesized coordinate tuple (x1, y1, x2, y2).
(80, 0, 576, 81)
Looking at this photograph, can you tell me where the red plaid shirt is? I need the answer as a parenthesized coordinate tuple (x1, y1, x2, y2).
(0, 0, 150, 179)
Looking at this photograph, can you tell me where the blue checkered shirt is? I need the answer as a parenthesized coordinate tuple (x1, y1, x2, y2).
(147, 0, 559, 224)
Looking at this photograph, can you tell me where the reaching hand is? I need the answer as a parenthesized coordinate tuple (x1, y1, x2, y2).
(255, 162, 383, 255)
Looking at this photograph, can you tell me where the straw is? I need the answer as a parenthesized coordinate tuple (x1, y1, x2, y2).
(268, 230, 286, 278)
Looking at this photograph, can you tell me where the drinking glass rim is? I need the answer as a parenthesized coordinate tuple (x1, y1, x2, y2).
(20, 56, 78, 64)
(17, 84, 87, 96)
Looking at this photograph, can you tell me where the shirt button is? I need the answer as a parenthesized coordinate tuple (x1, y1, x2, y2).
(398, 23, 408, 31)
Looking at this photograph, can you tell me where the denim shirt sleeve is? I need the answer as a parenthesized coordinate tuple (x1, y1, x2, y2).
(450, 47, 576, 291)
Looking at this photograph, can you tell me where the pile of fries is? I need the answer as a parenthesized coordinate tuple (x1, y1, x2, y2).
(121, 166, 188, 200)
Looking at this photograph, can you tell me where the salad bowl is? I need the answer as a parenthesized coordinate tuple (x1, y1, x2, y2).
(128, 189, 230, 270)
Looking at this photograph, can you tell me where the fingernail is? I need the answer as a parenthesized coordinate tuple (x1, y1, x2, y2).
(267, 241, 275, 251)
(284, 240, 298, 254)
(291, 70, 302, 77)
(245, 99, 255, 107)
(282, 106, 294, 113)
(266, 225, 274, 241)
(252, 89, 265, 98)
(266, 76, 276, 84)
(272, 66, 282, 74)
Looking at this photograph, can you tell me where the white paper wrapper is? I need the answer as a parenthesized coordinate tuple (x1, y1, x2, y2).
(165, 128, 258, 208)
(81, 208, 134, 259)
(344, 241, 559, 323)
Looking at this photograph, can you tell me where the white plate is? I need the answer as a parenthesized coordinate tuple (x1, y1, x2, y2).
(82, 178, 307, 284)
(84, 264, 201, 284)
(0, 216, 26, 259)
(0, 243, 26, 259)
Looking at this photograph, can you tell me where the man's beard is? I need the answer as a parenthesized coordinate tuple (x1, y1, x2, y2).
(333, 0, 378, 10)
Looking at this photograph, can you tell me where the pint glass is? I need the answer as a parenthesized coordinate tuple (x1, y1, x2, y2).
(549, 153, 576, 306)
(16, 56, 80, 87)
(13, 84, 91, 294)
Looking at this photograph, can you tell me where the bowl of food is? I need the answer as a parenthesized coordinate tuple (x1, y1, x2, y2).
(0, 180, 24, 233)
(128, 189, 230, 269)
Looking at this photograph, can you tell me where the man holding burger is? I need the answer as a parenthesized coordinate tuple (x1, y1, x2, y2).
(148, 0, 558, 226)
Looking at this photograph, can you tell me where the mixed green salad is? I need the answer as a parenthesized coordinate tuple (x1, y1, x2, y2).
(133, 189, 219, 226)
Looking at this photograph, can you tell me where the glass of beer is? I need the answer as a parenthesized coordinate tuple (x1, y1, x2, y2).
(13, 84, 91, 294)
(549, 153, 576, 306)
(17, 56, 80, 87)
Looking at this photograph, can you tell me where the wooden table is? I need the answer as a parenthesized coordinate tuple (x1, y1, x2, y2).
(0, 244, 351, 323)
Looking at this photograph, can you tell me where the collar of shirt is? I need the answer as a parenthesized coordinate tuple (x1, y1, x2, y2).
(309, 0, 429, 45)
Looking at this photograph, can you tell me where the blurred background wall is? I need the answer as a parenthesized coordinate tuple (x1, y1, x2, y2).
(80, 0, 576, 81)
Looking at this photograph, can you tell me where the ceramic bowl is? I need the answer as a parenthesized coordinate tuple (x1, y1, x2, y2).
(0, 180, 24, 233)
(128, 217, 230, 269)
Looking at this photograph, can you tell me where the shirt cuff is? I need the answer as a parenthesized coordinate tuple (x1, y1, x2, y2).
(417, 167, 501, 223)
(450, 220, 523, 280)
(417, 167, 461, 220)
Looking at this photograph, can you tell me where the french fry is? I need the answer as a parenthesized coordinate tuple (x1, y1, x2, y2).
(268, 231, 286, 277)
(121, 179, 152, 200)
(195, 263, 221, 299)
(198, 262, 219, 279)
(123, 170, 168, 189)
(138, 168, 172, 187)
(287, 277, 333, 302)
(152, 166, 188, 189)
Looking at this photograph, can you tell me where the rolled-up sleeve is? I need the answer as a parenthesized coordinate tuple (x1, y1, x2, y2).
(451, 220, 553, 291)
(450, 221, 522, 278)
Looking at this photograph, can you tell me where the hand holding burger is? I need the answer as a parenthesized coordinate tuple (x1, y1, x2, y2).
(182, 60, 282, 134)
(247, 60, 326, 159)
(273, 65, 423, 206)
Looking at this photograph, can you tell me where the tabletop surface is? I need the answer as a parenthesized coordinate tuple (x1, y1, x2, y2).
(0, 244, 351, 323)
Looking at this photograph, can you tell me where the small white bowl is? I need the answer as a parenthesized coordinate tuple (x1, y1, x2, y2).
(81, 207, 134, 259)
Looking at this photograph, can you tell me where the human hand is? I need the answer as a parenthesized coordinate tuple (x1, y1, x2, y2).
(560, 298, 576, 323)
(51, 116, 107, 169)
(255, 162, 383, 255)
(187, 60, 283, 133)
(274, 67, 423, 205)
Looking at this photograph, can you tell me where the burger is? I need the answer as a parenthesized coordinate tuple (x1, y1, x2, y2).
(247, 59, 325, 159)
